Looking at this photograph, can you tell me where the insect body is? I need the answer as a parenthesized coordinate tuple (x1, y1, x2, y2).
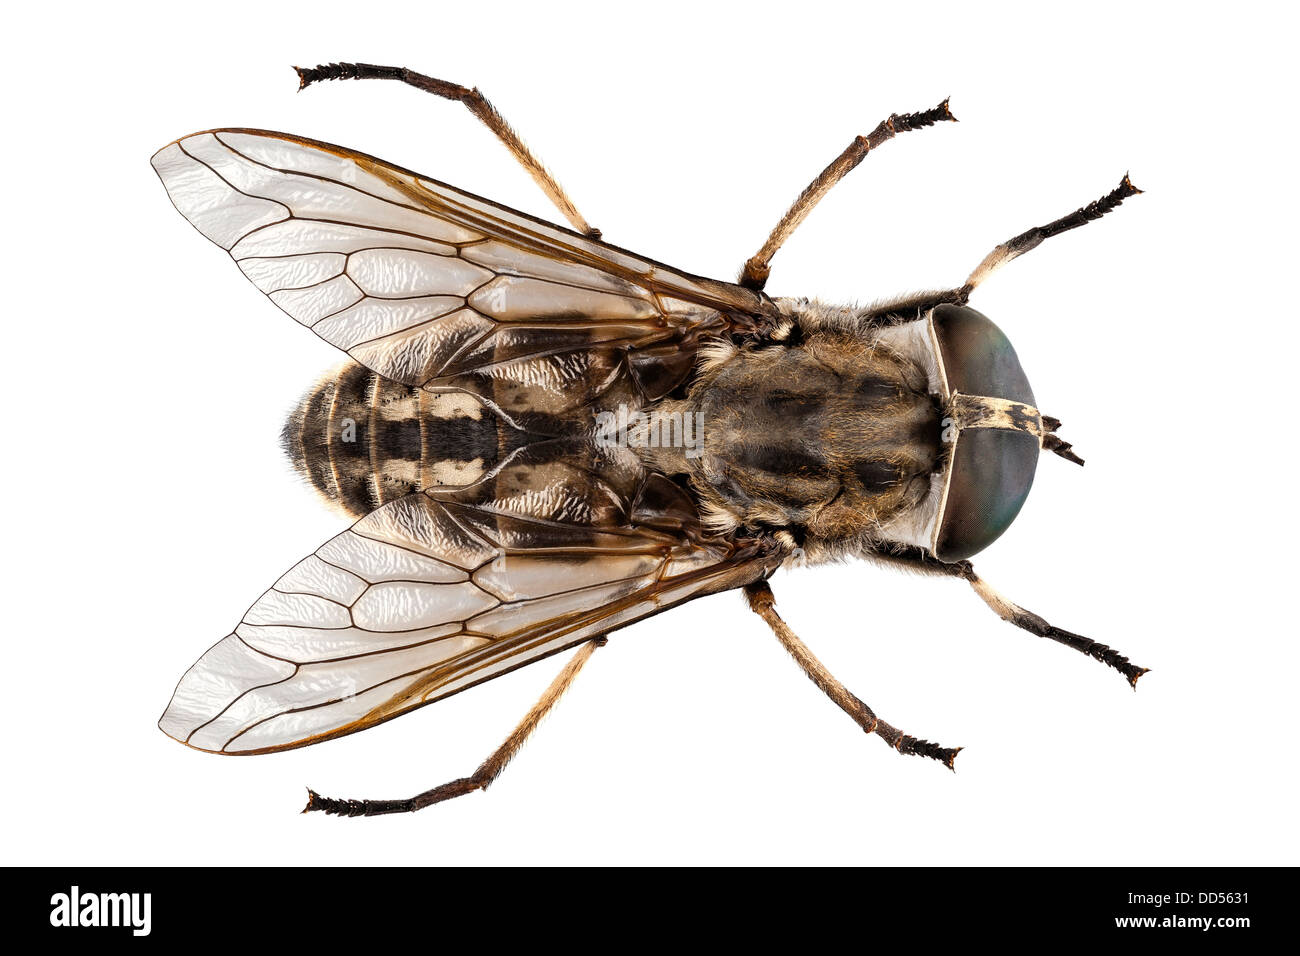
(154, 64, 1145, 815)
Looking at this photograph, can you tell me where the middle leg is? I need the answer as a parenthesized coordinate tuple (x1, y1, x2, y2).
(739, 99, 957, 291)
(744, 580, 961, 768)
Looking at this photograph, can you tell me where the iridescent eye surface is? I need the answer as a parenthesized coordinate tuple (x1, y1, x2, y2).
(932, 305, 1039, 561)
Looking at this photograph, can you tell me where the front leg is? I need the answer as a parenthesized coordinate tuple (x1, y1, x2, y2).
(871, 544, 1150, 687)
(861, 175, 1142, 326)
(743, 580, 961, 768)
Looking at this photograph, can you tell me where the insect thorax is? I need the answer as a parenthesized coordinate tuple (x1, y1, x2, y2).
(677, 300, 945, 561)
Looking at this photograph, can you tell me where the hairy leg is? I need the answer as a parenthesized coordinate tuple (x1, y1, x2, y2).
(863, 175, 1141, 325)
(295, 62, 601, 238)
(304, 637, 606, 816)
(739, 100, 956, 291)
(871, 545, 1149, 687)
(744, 580, 961, 768)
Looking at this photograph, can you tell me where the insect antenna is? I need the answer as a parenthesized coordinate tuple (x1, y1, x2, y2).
(1039, 416, 1084, 466)
(1043, 433, 1084, 466)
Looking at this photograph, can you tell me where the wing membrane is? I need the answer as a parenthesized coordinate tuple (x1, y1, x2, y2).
(152, 130, 775, 405)
(161, 468, 778, 754)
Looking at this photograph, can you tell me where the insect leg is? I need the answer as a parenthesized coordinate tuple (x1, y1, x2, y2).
(743, 581, 961, 768)
(861, 175, 1142, 325)
(294, 62, 601, 238)
(961, 174, 1142, 295)
(872, 544, 1149, 687)
(739, 100, 956, 291)
(303, 637, 606, 816)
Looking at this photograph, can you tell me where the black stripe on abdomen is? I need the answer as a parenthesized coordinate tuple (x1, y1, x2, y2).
(283, 362, 546, 520)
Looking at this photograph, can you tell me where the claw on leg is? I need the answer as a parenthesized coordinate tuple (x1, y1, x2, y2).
(292, 61, 599, 237)
(739, 99, 957, 291)
(744, 581, 960, 770)
(965, 572, 1150, 688)
(861, 175, 1143, 327)
(301, 639, 604, 817)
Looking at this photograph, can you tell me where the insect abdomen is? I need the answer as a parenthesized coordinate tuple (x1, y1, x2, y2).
(282, 362, 510, 519)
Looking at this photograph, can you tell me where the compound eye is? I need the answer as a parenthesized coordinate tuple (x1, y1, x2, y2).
(935, 430, 1040, 560)
(932, 305, 1039, 561)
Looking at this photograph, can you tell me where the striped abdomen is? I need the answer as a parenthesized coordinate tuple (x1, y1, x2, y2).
(282, 362, 531, 519)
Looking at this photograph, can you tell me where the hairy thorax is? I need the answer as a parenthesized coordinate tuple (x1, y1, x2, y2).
(675, 306, 943, 556)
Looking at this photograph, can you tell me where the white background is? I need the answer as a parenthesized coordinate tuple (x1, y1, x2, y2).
(5, 1, 1296, 866)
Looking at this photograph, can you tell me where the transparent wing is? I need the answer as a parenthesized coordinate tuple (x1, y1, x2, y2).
(160, 467, 778, 754)
(151, 129, 775, 406)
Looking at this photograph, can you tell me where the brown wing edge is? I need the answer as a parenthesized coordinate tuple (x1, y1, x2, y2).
(151, 127, 781, 333)
(160, 537, 782, 756)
